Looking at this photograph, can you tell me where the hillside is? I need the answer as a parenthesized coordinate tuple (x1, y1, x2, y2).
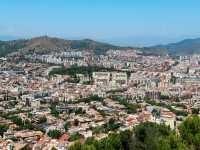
(142, 38, 200, 56)
(0, 40, 27, 57)
(2, 36, 200, 57)
(0, 36, 127, 57)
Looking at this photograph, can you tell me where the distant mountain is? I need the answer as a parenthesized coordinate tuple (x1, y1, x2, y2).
(0, 36, 130, 57)
(0, 40, 27, 57)
(1, 36, 200, 57)
(142, 38, 200, 56)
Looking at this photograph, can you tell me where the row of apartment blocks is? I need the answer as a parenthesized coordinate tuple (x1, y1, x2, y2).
(92, 72, 128, 86)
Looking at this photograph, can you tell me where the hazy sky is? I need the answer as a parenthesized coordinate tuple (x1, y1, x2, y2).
(1, 0, 200, 46)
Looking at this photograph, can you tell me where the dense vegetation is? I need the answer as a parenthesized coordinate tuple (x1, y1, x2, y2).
(104, 118, 121, 131)
(37, 116, 47, 124)
(49, 104, 60, 117)
(47, 129, 63, 139)
(0, 124, 9, 137)
(69, 115, 200, 150)
(69, 132, 84, 141)
(49, 65, 118, 77)
(179, 115, 200, 149)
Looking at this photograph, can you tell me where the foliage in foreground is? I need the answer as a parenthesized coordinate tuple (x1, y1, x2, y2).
(69, 115, 200, 150)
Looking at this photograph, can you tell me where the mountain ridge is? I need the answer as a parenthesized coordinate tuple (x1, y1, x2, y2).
(144, 37, 200, 56)
(1, 36, 200, 57)
(0, 36, 129, 57)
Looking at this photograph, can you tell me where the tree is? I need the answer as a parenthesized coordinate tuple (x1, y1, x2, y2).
(9, 115, 23, 126)
(19, 145, 32, 150)
(179, 115, 200, 149)
(47, 129, 63, 139)
(119, 130, 133, 150)
(69, 132, 83, 141)
(192, 108, 199, 114)
(106, 133, 123, 150)
(49, 104, 59, 117)
(160, 95, 170, 100)
(68, 121, 194, 150)
(68, 142, 82, 150)
(81, 145, 96, 150)
(85, 137, 96, 145)
(64, 121, 70, 132)
(38, 116, 47, 124)
(131, 122, 179, 150)
(157, 133, 186, 150)
(51, 147, 57, 150)
(105, 118, 120, 131)
(23, 119, 34, 130)
(170, 76, 176, 84)
(75, 108, 85, 114)
(0, 124, 9, 137)
(92, 126, 104, 135)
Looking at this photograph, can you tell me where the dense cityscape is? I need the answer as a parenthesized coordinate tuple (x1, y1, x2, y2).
(1, 0, 200, 150)
(1, 42, 200, 149)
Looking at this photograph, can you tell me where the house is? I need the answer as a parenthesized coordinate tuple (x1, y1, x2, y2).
(160, 110, 176, 129)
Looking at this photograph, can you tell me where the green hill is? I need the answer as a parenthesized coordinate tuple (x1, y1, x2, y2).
(0, 36, 127, 57)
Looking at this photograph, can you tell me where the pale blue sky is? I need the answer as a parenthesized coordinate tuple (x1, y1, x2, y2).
(0, 0, 200, 46)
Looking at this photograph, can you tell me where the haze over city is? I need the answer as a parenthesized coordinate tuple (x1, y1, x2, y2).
(1, 0, 200, 46)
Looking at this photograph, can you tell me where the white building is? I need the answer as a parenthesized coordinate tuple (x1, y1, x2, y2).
(112, 72, 127, 86)
(93, 72, 110, 85)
